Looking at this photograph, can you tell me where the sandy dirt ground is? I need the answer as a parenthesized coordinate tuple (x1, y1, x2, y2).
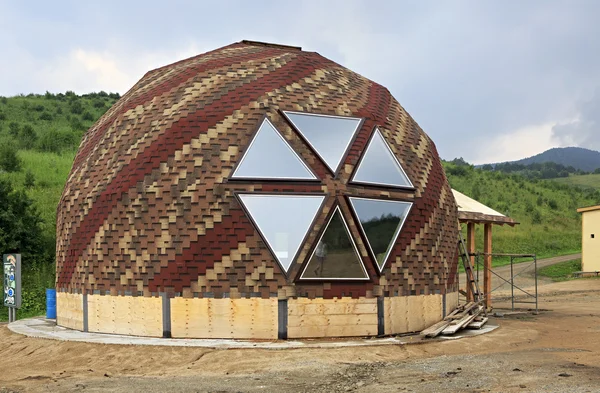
(1, 277, 599, 393)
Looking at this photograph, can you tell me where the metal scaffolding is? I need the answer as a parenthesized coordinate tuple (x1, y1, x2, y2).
(472, 252, 538, 313)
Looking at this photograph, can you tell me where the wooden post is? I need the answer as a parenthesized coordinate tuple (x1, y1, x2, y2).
(466, 222, 476, 302)
(484, 223, 493, 309)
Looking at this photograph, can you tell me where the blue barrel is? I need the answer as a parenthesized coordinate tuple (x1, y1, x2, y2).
(46, 289, 57, 319)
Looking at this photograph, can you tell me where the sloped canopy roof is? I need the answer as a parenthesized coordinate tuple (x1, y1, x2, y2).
(577, 205, 600, 213)
(452, 189, 518, 226)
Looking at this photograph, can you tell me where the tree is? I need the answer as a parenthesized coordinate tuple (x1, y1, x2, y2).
(0, 179, 45, 260)
(0, 143, 22, 172)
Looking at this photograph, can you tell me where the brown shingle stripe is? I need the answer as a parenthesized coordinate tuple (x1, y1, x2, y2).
(71, 45, 290, 171)
(146, 209, 253, 292)
(58, 54, 334, 285)
(148, 80, 388, 292)
(61, 52, 296, 240)
(63, 68, 374, 293)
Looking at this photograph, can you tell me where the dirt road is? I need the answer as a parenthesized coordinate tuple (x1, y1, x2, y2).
(1, 277, 599, 393)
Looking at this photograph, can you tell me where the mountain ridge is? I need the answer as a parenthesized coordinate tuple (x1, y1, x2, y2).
(486, 147, 600, 172)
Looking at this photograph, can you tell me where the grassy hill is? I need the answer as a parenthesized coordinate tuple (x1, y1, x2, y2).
(551, 173, 600, 191)
(445, 162, 598, 258)
(0, 92, 118, 320)
(0, 92, 118, 237)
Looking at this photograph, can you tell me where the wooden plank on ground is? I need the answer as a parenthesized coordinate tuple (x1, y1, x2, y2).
(420, 320, 452, 337)
(467, 317, 489, 329)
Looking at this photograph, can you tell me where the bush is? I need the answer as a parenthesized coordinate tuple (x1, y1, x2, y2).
(24, 171, 35, 188)
(0, 143, 22, 172)
(18, 124, 37, 149)
(33, 104, 45, 112)
(39, 111, 53, 121)
(70, 116, 84, 132)
(82, 111, 94, 121)
(8, 121, 20, 137)
(532, 209, 543, 224)
(70, 100, 83, 114)
(0, 111, 6, 121)
(37, 128, 76, 153)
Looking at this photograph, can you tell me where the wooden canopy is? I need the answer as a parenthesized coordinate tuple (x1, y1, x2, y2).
(452, 189, 519, 308)
(453, 189, 518, 226)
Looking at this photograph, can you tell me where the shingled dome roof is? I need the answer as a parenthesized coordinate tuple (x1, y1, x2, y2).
(55, 41, 459, 340)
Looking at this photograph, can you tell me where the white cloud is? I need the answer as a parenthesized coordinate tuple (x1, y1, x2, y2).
(471, 121, 565, 164)
(2, 42, 214, 95)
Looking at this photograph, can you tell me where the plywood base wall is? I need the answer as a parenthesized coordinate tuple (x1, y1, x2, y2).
(445, 291, 459, 315)
(87, 295, 162, 337)
(384, 294, 446, 335)
(56, 292, 84, 331)
(288, 297, 378, 338)
(56, 292, 459, 339)
(170, 298, 278, 339)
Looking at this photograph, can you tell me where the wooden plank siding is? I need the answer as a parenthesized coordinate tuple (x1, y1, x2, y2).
(56, 292, 84, 331)
(287, 297, 378, 338)
(170, 298, 278, 339)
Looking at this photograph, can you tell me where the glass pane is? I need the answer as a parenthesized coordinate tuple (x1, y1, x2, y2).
(301, 207, 368, 279)
(352, 128, 413, 187)
(238, 194, 325, 272)
(232, 118, 317, 180)
(349, 197, 412, 271)
(283, 111, 362, 174)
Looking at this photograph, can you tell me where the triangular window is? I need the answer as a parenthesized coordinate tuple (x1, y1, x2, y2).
(283, 111, 363, 175)
(351, 128, 413, 188)
(300, 206, 368, 280)
(231, 118, 317, 180)
(238, 194, 325, 273)
(348, 197, 412, 271)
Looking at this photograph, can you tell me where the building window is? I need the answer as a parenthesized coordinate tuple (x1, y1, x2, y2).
(282, 111, 363, 175)
(348, 197, 413, 271)
(300, 206, 368, 280)
(351, 127, 413, 188)
(237, 194, 325, 273)
(231, 118, 317, 180)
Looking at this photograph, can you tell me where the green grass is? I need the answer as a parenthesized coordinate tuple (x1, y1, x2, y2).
(0, 150, 76, 233)
(552, 173, 600, 191)
(446, 162, 600, 259)
(538, 259, 582, 281)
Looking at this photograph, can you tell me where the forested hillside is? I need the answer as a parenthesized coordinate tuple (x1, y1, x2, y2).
(0, 92, 118, 319)
(487, 147, 600, 172)
(445, 161, 598, 257)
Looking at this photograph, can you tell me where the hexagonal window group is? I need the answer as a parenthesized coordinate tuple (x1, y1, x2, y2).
(232, 112, 413, 279)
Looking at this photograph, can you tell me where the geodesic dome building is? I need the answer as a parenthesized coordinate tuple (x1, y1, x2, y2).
(55, 41, 459, 339)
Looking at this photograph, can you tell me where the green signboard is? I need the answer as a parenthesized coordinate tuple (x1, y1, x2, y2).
(3, 254, 21, 308)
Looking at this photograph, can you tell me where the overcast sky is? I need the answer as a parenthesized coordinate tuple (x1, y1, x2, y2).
(1, 0, 599, 164)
